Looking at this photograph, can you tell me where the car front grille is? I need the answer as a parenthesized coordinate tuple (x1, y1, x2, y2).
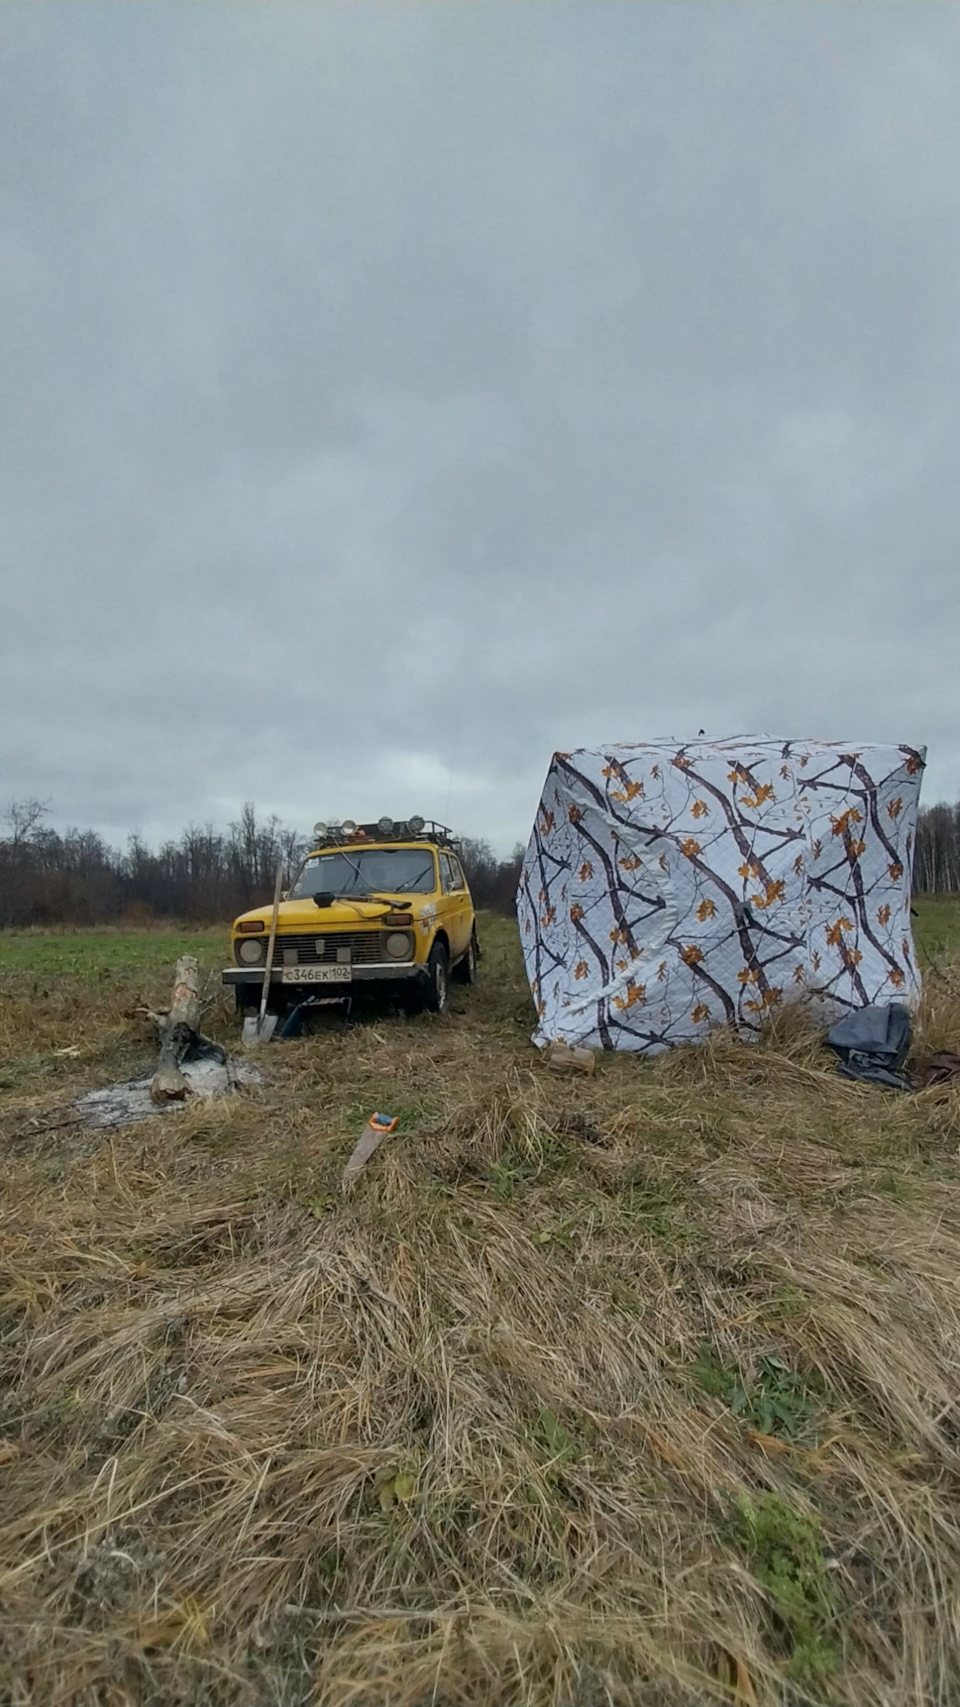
(275, 932, 389, 966)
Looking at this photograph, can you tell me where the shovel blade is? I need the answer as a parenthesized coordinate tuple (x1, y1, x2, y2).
(242, 1012, 279, 1046)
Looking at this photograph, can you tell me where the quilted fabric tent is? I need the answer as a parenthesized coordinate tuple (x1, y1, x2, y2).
(517, 736, 925, 1054)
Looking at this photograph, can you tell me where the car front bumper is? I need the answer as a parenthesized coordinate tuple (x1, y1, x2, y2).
(222, 963, 428, 990)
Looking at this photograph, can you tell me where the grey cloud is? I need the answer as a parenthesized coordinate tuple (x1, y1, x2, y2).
(2, 3, 958, 855)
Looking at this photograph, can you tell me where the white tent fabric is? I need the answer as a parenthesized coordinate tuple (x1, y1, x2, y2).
(517, 736, 925, 1054)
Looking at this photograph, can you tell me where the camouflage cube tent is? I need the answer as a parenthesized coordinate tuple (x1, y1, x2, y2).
(517, 736, 925, 1054)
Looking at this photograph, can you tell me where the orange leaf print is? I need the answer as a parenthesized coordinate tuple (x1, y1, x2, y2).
(830, 808, 862, 838)
(567, 804, 582, 824)
(812, 839, 822, 860)
(905, 752, 922, 774)
(842, 946, 863, 967)
(681, 945, 703, 966)
(825, 916, 854, 946)
(616, 958, 628, 972)
(737, 861, 761, 880)
(691, 799, 708, 819)
(848, 838, 866, 859)
(574, 960, 589, 981)
(877, 903, 891, 926)
(762, 987, 782, 1009)
(812, 950, 821, 971)
(569, 903, 584, 923)
(540, 810, 555, 834)
(579, 861, 593, 882)
(651, 764, 660, 779)
(727, 765, 748, 783)
(541, 906, 556, 928)
(752, 880, 785, 912)
(537, 999, 546, 1017)
(887, 796, 903, 819)
(740, 783, 775, 810)
(793, 854, 804, 876)
(780, 764, 790, 780)
(889, 862, 903, 881)
(680, 838, 702, 858)
(793, 965, 805, 984)
(618, 855, 641, 873)
(737, 967, 759, 985)
(888, 966, 905, 988)
(691, 1003, 710, 1023)
(613, 983, 646, 1011)
(697, 898, 717, 921)
(656, 960, 667, 981)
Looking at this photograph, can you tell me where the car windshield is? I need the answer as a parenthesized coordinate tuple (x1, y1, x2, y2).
(290, 847, 436, 899)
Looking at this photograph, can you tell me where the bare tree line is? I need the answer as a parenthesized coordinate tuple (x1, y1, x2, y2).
(913, 802, 960, 897)
(0, 800, 525, 927)
(3, 794, 952, 930)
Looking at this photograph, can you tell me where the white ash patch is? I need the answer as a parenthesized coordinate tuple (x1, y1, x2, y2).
(77, 1056, 262, 1129)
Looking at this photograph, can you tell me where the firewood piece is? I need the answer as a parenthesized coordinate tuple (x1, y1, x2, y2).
(545, 1042, 596, 1076)
(150, 956, 201, 1103)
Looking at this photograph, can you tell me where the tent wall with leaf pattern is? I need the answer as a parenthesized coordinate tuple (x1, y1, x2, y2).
(517, 736, 925, 1054)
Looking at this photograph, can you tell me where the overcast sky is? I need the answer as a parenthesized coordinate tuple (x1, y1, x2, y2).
(2, 3, 958, 855)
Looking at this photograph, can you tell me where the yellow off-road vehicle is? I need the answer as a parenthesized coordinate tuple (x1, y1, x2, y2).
(222, 818, 478, 1019)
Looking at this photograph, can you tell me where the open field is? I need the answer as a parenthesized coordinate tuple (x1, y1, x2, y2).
(2, 905, 960, 1706)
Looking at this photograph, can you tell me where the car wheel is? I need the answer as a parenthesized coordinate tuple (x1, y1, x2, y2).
(453, 931, 478, 985)
(423, 941, 450, 1013)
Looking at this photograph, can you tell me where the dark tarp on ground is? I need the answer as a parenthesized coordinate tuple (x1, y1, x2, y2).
(826, 1003, 912, 1091)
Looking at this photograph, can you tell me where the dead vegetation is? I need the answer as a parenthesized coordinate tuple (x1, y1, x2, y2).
(3, 917, 960, 1705)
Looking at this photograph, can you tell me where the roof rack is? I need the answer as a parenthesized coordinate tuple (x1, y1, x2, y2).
(311, 820, 462, 852)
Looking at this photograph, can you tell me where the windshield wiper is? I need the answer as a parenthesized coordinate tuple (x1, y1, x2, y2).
(392, 867, 432, 893)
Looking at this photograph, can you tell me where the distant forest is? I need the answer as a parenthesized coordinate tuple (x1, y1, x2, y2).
(0, 801, 525, 928)
(1, 797, 957, 929)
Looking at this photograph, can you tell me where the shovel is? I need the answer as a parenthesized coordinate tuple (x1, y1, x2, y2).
(242, 859, 284, 1046)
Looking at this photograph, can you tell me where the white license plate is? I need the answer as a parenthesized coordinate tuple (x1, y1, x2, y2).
(282, 965, 352, 984)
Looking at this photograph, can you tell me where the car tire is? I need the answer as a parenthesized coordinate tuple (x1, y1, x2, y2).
(452, 931, 478, 985)
(423, 941, 450, 1013)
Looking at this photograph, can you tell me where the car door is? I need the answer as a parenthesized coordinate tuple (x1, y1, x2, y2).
(437, 853, 464, 959)
(444, 853, 472, 958)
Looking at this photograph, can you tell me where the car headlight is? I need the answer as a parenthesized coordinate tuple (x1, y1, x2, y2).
(384, 931, 413, 960)
(237, 937, 266, 965)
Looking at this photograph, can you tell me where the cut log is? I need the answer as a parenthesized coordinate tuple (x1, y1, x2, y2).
(150, 956, 202, 1103)
(545, 1042, 596, 1077)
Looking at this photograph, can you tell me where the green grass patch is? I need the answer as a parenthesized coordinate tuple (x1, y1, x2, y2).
(696, 1346, 822, 1441)
(734, 1493, 839, 1686)
(0, 925, 227, 976)
(912, 896, 960, 965)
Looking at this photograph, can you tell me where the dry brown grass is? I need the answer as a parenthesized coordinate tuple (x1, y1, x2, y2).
(3, 916, 960, 1705)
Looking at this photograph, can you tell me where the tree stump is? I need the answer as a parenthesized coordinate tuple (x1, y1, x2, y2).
(150, 955, 202, 1103)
